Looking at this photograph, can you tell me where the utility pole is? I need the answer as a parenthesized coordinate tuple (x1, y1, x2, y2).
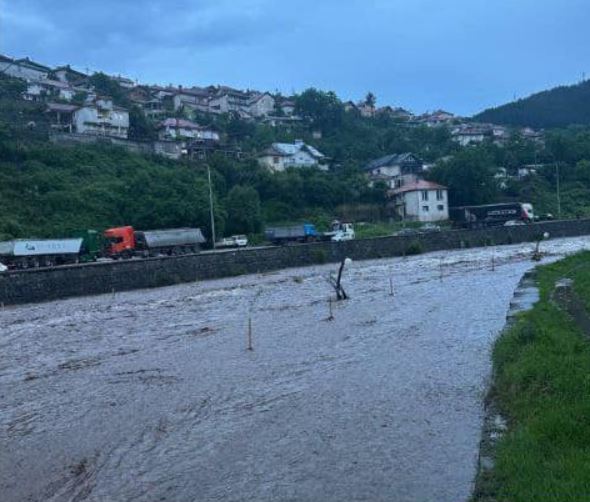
(207, 165, 216, 248)
(556, 162, 561, 219)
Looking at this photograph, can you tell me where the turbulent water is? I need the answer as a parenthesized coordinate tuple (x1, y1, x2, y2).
(1, 237, 589, 502)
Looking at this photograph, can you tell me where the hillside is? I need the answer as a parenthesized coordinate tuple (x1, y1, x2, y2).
(474, 79, 590, 129)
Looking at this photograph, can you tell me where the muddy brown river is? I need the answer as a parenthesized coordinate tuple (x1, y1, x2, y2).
(1, 237, 589, 502)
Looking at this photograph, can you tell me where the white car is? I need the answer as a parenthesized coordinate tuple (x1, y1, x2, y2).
(0, 262, 7, 272)
(217, 235, 249, 248)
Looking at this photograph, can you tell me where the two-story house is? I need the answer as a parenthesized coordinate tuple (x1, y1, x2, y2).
(364, 153, 424, 189)
(247, 93, 276, 117)
(258, 140, 327, 172)
(0, 55, 51, 81)
(73, 98, 129, 139)
(157, 118, 219, 142)
(388, 180, 449, 222)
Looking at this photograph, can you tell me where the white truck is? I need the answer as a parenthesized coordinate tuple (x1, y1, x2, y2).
(325, 221, 355, 242)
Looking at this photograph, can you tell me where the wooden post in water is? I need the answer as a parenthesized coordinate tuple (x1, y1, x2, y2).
(439, 257, 444, 282)
(389, 277, 394, 296)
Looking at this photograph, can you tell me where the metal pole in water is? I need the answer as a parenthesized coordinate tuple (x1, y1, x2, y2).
(439, 257, 443, 282)
(207, 164, 216, 249)
(328, 296, 334, 321)
(247, 316, 253, 351)
(492, 249, 496, 271)
(389, 277, 394, 296)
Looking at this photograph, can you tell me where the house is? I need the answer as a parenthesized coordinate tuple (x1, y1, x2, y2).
(24, 79, 82, 102)
(388, 180, 449, 222)
(258, 140, 327, 172)
(344, 101, 358, 113)
(247, 92, 275, 117)
(0, 55, 51, 81)
(376, 106, 414, 120)
(46, 102, 79, 132)
(363, 153, 424, 189)
(417, 109, 456, 127)
(157, 118, 220, 142)
(208, 86, 252, 114)
(72, 98, 129, 139)
(357, 101, 375, 118)
(53, 65, 87, 84)
(112, 75, 135, 88)
(451, 125, 490, 146)
(172, 87, 210, 113)
(279, 99, 296, 116)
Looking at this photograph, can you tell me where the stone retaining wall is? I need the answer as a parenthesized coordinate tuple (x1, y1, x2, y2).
(2, 219, 590, 306)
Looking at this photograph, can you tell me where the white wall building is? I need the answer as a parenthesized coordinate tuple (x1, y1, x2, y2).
(248, 93, 276, 117)
(157, 118, 219, 141)
(258, 140, 327, 172)
(73, 101, 129, 139)
(364, 153, 424, 189)
(0, 56, 50, 81)
(389, 180, 449, 222)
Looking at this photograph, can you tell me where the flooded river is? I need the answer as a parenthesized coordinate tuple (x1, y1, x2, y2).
(1, 237, 589, 502)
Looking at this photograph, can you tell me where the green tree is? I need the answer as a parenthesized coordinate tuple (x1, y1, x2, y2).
(225, 185, 262, 235)
(428, 148, 498, 206)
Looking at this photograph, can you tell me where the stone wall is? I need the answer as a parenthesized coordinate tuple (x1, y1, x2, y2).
(2, 219, 590, 306)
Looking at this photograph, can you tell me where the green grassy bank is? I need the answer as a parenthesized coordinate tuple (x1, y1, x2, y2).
(474, 252, 590, 501)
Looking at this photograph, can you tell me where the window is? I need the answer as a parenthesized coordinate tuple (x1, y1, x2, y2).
(437, 204, 444, 211)
(422, 205, 429, 212)
(273, 156, 279, 164)
(421, 190, 429, 201)
(436, 190, 444, 201)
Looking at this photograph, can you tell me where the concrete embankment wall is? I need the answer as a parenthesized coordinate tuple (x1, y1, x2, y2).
(2, 219, 590, 306)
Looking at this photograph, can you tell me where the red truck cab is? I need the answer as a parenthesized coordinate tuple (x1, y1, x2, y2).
(103, 226, 135, 257)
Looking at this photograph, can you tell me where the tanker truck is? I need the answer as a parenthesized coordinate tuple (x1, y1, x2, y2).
(103, 226, 206, 258)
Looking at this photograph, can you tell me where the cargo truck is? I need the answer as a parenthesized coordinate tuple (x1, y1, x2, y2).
(450, 202, 534, 229)
(264, 224, 319, 245)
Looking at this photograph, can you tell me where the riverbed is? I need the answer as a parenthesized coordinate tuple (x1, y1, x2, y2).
(1, 237, 589, 502)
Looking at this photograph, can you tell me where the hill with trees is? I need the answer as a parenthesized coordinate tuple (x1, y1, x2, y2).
(474, 79, 590, 129)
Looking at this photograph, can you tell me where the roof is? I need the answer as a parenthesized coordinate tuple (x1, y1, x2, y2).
(46, 102, 79, 113)
(389, 180, 447, 195)
(14, 57, 51, 72)
(261, 141, 325, 159)
(159, 118, 211, 130)
(364, 153, 420, 172)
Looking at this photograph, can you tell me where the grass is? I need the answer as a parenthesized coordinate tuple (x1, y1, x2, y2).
(477, 252, 590, 501)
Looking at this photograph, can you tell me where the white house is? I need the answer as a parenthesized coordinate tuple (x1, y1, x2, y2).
(0, 56, 50, 81)
(388, 180, 449, 222)
(248, 93, 275, 117)
(157, 118, 219, 142)
(364, 153, 424, 189)
(73, 100, 129, 139)
(258, 140, 327, 172)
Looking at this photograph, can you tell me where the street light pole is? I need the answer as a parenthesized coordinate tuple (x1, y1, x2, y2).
(555, 162, 561, 220)
(207, 165, 216, 248)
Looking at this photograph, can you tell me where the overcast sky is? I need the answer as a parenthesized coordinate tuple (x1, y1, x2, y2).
(1, 0, 588, 115)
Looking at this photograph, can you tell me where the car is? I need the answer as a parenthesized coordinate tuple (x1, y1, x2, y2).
(393, 228, 421, 237)
(0, 261, 7, 272)
(419, 223, 441, 233)
(232, 235, 248, 247)
(217, 235, 249, 248)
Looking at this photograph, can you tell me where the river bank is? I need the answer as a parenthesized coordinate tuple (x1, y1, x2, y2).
(472, 251, 590, 501)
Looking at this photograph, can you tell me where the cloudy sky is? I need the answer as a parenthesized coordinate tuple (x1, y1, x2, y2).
(1, 0, 588, 115)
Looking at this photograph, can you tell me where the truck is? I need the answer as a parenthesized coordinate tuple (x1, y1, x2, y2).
(0, 238, 84, 269)
(449, 202, 534, 229)
(103, 226, 206, 258)
(323, 221, 355, 242)
(265, 224, 319, 245)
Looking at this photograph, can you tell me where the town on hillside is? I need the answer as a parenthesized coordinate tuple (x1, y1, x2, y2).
(1, 53, 552, 228)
